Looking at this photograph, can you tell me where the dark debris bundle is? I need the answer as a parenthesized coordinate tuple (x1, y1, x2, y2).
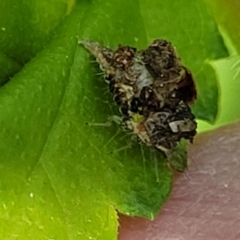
(80, 39, 197, 168)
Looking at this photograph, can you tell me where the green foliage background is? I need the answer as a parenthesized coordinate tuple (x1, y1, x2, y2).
(0, 0, 239, 239)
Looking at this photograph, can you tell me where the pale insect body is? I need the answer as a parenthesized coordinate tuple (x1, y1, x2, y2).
(80, 39, 197, 170)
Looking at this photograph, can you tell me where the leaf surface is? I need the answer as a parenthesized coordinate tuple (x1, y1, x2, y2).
(0, 0, 228, 239)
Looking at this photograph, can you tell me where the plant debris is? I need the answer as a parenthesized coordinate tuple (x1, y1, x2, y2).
(80, 39, 197, 171)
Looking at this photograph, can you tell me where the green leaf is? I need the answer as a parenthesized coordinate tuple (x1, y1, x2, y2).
(0, 52, 21, 85)
(198, 0, 240, 131)
(0, 0, 72, 67)
(0, 0, 228, 239)
(205, 0, 240, 55)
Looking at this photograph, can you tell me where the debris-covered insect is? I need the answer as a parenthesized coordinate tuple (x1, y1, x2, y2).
(79, 39, 197, 168)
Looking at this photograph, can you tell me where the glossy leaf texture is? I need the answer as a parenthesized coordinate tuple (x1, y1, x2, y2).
(0, 0, 228, 239)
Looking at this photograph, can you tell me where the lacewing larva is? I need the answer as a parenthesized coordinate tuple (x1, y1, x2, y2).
(80, 39, 197, 171)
